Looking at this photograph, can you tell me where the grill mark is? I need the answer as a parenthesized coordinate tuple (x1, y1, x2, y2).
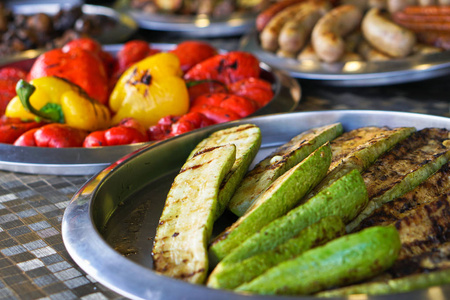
(396, 195, 450, 260)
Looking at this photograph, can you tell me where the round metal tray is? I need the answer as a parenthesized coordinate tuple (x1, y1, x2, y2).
(4, 3, 138, 46)
(239, 31, 450, 87)
(0, 44, 300, 175)
(114, 0, 257, 37)
(62, 110, 450, 300)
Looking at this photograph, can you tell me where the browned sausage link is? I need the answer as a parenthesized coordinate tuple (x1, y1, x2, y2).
(416, 31, 450, 50)
(394, 20, 450, 32)
(392, 11, 450, 23)
(403, 5, 450, 15)
(256, 0, 306, 32)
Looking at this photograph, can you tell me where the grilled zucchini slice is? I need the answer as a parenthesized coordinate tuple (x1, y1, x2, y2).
(219, 168, 368, 266)
(209, 143, 332, 263)
(236, 226, 401, 295)
(228, 123, 343, 216)
(152, 144, 236, 284)
(347, 128, 450, 232)
(188, 124, 261, 219)
(207, 215, 345, 290)
(306, 126, 416, 200)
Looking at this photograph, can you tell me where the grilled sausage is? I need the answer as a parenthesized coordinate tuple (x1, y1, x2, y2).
(256, 0, 306, 32)
(311, 5, 363, 63)
(278, 2, 329, 53)
(362, 8, 416, 57)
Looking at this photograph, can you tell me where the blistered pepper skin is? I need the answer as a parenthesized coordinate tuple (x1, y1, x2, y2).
(5, 76, 111, 132)
(109, 52, 189, 128)
(27, 47, 109, 104)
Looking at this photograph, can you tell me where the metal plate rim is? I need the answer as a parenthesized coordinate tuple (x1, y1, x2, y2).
(114, 0, 257, 38)
(62, 110, 450, 300)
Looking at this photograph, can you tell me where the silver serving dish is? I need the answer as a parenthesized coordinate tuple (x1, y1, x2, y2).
(0, 44, 300, 175)
(114, 0, 256, 37)
(62, 110, 450, 300)
(4, 3, 138, 46)
(240, 31, 450, 87)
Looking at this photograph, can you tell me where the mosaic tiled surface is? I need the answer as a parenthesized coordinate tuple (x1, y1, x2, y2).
(0, 172, 125, 300)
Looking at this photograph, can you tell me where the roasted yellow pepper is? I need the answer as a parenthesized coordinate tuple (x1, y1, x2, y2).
(109, 52, 189, 128)
(6, 76, 111, 132)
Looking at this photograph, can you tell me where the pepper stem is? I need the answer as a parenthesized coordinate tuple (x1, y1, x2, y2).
(16, 79, 64, 123)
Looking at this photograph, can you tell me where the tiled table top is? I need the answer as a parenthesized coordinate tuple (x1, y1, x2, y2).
(0, 30, 449, 299)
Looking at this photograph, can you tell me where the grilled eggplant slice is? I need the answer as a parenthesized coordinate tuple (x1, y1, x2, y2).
(152, 144, 236, 284)
(188, 124, 261, 219)
(209, 143, 332, 263)
(219, 168, 368, 266)
(236, 226, 401, 295)
(347, 128, 450, 232)
(207, 215, 345, 290)
(306, 126, 416, 200)
(228, 123, 343, 217)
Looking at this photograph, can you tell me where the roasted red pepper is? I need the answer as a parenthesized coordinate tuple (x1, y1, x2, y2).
(147, 112, 214, 141)
(191, 93, 259, 118)
(83, 118, 149, 147)
(170, 112, 215, 136)
(169, 41, 218, 73)
(115, 40, 161, 76)
(0, 67, 28, 115)
(0, 117, 45, 144)
(14, 123, 88, 148)
(187, 80, 227, 102)
(184, 51, 261, 85)
(189, 104, 240, 124)
(227, 77, 274, 107)
(27, 45, 109, 105)
(13, 128, 39, 146)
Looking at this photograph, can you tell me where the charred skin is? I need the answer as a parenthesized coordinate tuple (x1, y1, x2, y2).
(306, 126, 416, 201)
(228, 123, 343, 217)
(347, 128, 450, 232)
(357, 162, 450, 229)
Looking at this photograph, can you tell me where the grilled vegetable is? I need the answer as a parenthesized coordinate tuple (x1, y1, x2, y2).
(306, 126, 416, 201)
(228, 122, 343, 216)
(209, 143, 332, 262)
(346, 128, 450, 232)
(109, 52, 189, 128)
(236, 226, 401, 295)
(316, 269, 450, 297)
(152, 144, 236, 284)
(220, 168, 368, 265)
(187, 124, 261, 219)
(207, 215, 345, 290)
(394, 193, 450, 261)
(357, 162, 450, 229)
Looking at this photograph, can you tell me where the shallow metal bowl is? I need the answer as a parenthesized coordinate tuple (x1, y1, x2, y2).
(0, 44, 300, 175)
(62, 110, 450, 300)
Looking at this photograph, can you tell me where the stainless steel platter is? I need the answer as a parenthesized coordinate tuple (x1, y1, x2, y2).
(62, 110, 450, 300)
(240, 31, 450, 87)
(114, 0, 257, 37)
(0, 44, 300, 175)
(4, 3, 138, 45)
